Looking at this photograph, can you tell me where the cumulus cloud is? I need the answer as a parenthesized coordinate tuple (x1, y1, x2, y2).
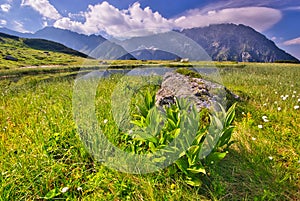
(21, 0, 61, 20)
(173, 7, 282, 32)
(1, 3, 11, 12)
(283, 37, 300, 46)
(54, 1, 173, 38)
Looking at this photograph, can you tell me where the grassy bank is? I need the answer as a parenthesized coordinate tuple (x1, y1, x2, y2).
(0, 63, 299, 200)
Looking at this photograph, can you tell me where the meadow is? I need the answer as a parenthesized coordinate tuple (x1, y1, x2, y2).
(0, 62, 299, 200)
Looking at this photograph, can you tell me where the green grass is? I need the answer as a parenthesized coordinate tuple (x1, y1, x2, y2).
(0, 33, 93, 69)
(0, 63, 299, 200)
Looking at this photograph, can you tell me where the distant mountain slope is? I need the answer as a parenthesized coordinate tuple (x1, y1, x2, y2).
(0, 32, 88, 68)
(179, 24, 299, 62)
(34, 27, 106, 54)
(1, 24, 298, 62)
(34, 27, 135, 59)
(0, 27, 135, 60)
(129, 49, 181, 60)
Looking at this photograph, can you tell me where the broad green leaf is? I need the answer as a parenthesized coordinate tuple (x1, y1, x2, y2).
(44, 188, 61, 199)
(175, 157, 189, 175)
(185, 176, 202, 187)
(187, 166, 206, 174)
(225, 102, 237, 127)
(205, 152, 227, 165)
(149, 142, 156, 152)
(152, 156, 166, 163)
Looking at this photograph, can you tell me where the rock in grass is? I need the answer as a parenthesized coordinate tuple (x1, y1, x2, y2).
(155, 71, 239, 111)
(4, 55, 18, 61)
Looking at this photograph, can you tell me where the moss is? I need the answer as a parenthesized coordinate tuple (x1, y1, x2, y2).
(175, 67, 202, 78)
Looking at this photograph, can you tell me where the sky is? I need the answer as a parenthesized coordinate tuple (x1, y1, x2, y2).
(0, 0, 300, 59)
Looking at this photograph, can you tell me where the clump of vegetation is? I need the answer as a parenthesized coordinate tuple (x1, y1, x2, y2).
(175, 67, 202, 78)
(119, 89, 236, 186)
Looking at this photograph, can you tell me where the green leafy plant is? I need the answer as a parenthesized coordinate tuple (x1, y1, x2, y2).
(121, 89, 237, 186)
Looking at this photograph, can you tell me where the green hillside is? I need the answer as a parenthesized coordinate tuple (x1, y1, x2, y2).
(0, 32, 91, 69)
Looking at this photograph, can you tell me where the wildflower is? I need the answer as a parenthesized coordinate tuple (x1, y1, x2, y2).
(268, 156, 273, 160)
(274, 101, 278, 104)
(61, 187, 69, 193)
(251, 137, 257, 141)
(292, 95, 295, 98)
(277, 107, 281, 111)
(282, 96, 288, 101)
(258, 125, 263, 129)
(128, 129, 133, 134)
(77, 187, 82, 191)
(298, 98, 300, 102)
(103, 119, 108, 124)
(293, 91, 297, 94)
(275, 91, 278, 94)
(294, 105, 299, 110)
(263, 103, 267, 106)
(291, 84, 294, 87)
(262, 116, 269, 122)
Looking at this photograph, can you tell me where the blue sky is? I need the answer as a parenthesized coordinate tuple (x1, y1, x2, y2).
(0, 0, 300, 59)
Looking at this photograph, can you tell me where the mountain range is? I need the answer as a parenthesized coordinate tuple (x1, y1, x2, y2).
(0, 24, 298, 62)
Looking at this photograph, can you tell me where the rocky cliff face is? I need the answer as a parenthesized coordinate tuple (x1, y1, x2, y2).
(179, 24, 299, 62)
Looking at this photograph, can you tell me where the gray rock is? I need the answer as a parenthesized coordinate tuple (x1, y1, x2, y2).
(155, 72, 239, 111)
(4, 55, 18, 61)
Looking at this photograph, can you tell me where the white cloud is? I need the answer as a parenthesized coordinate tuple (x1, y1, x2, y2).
(53, 2, 281, 38)
(283, 37, 300, 46)
(54, 1, 173, 38)
(283, 6, 300, 11)
(21, 0, 61, 20)
(12, 20, 28, 33)
(1, 3, 11, 12)
(0, 19, 7, 26)
(173, 7, 282, 32)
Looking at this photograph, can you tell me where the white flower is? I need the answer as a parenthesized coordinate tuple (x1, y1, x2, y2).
(103, 119, 108, 124)
(262, 116, 269, 122)
(268, 156, 273, 160)
(277, 107, 281, 111)
(258, 125, 263, 129)
(61, 187, 69, 193)
(282, 96, 288, 101)
(292, 95, 295, 98)
(128, 129, 133, 134)
(77, 187, 82, 191)
(275, 91, 278, 94)
(291, 84, 294, 87)
(298, 98, 300, 102)
(294, 105, 299, 110)
(274, 101, 278, 104)
(251, 137, 257, 141)
(293, 91, 297, 94)
(263, 103, 267, 106)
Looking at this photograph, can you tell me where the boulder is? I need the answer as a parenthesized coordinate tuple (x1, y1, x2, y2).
(155, 71, 239, 111)
(4, 55, 18, 61)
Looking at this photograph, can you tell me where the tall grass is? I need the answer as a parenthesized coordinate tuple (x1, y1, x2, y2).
(0, 63, 299, 200)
